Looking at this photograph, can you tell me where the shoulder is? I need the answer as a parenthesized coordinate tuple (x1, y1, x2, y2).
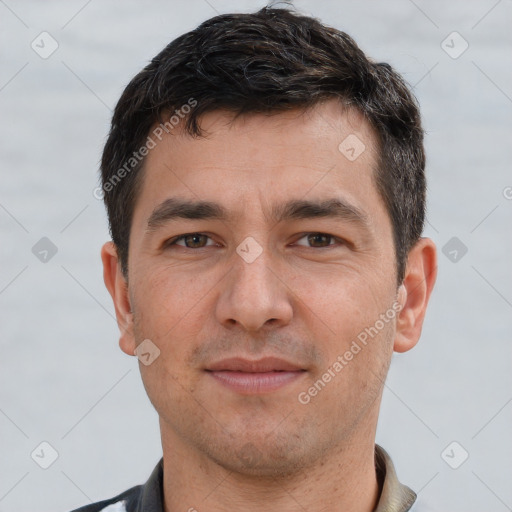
(67, 484, 142, 512)
(67, 457, 164, 512)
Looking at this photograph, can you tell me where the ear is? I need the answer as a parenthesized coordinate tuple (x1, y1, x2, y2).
(101, 241, 136, 356)
(394, 237, 437, 353)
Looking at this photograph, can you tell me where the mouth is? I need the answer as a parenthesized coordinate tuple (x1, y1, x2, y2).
(205, 357, 307, 395)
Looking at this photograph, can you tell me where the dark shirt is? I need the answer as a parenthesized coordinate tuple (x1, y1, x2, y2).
(70, 444, 419, 512)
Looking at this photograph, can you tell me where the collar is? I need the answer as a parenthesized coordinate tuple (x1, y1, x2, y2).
(137, 444, 416, 512)
(374, 444, 417, 511)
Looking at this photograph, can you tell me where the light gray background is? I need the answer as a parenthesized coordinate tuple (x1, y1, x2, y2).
(1, 1, 511, 511)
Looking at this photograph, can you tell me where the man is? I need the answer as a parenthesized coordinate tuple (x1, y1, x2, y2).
(75, 5, 437, 511)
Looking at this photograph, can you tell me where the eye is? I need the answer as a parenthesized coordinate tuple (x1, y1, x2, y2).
(166, 233, 217, 249)
(164, 232, 344, 250)
(294, 232, 344, 248)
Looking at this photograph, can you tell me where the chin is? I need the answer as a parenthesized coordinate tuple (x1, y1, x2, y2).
(200, 430, 324, 478)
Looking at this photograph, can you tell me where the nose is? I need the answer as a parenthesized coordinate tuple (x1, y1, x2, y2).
(215, 244, 293, 332)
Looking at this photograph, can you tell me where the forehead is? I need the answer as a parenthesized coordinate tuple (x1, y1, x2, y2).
(131, 99, 387, 232)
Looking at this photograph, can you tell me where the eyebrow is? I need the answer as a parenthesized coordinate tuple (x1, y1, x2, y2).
(146, 197, 370, 232)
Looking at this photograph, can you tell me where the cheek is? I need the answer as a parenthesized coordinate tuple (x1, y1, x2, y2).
(310, 319, 394, 423)
(298, 269, 390, 348)
(298, 269, 396, 401)
(132, 264, 210, 335)
(129, 276, 192, 390)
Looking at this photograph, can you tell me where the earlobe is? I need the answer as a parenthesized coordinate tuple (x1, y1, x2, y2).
(101, 241, 136, 356)
(394, 237, 437, 353)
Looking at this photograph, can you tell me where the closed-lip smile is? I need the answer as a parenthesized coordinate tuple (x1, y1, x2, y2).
(205, 357, 306, 394)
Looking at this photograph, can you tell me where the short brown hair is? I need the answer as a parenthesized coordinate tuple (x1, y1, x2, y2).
(100, 6, 425, 284)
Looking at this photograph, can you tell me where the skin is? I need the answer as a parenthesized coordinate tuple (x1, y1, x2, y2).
(102, 98, 437, 512)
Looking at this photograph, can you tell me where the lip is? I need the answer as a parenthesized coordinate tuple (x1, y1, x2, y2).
(206, 356, 304, 372)
(205, 357, 306, 395)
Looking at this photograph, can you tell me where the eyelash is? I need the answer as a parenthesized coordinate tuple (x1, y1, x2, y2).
(165, 232, 345, 250)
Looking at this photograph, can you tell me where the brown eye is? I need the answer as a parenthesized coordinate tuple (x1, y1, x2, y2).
(308, 233, 332, 247)
(295, 233, 341, 248)
(169, 233, 213, 249)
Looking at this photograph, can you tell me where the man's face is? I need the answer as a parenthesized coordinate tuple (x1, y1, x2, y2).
(122, 100, 400, 475)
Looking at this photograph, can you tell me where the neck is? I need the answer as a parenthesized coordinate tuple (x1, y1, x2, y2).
(160, 419, 381, 512)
